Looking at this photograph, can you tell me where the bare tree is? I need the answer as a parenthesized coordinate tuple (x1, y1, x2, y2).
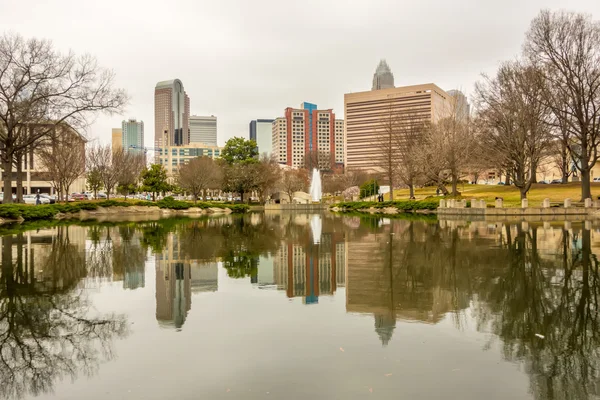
(0, 33, 127, 203)
(279, 169, 307, 203)
(87, 144, 121, 200)
(394, 111, 429, 199)
(37, 124, 86, 201)
(374, 102, 400, 200)
(255, 155, 281, 202)
(116, 151, 146, 199)
(525, 10, 600, 200)
(414, 93, 475, 196)
(476, 61, 552, 199)
(303, 149, 333, 172)
(177, 156, 222, 203)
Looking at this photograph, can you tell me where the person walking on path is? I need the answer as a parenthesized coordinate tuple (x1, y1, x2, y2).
(35, 191, 41, 206)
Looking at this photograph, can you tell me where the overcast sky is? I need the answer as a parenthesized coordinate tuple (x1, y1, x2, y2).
(2, 0, 599, 147)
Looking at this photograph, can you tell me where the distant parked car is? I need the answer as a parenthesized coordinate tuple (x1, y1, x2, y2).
(593, 177, 600, 182)
(538, 180, 549, 184)
(497, 182, 505, 185)
(23, 194, 50, 205)
(550, 179, 563, 184)
(40, 194, 55, 204)
(71, 193, 86, 201)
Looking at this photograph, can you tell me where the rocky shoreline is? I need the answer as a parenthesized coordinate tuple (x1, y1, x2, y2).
(0, 205, 234, 225)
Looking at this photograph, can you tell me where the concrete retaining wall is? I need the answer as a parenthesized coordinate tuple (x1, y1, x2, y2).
(264, 204, 327, 211)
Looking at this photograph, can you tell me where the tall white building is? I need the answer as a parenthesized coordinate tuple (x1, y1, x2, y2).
(189, 115, 217, 146)
(122, 119, 144, 152)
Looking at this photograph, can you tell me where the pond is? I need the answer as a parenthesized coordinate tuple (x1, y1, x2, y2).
(0, 214, 599, 400)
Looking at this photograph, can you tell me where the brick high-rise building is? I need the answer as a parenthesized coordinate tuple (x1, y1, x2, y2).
(154, 79, 190, 148)
(272, 102, 344, 170)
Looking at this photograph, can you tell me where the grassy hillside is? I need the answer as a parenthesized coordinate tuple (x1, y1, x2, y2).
(386, 182, 598, 207)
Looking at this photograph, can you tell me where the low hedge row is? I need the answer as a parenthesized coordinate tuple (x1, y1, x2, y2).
(0, 197, 248, 221)
(332, 199, 439, 212)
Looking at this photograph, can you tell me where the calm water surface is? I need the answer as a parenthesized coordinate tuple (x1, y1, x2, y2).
(1, 213, 599, 400)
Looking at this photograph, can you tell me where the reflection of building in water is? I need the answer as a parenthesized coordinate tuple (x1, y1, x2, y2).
(345, 228, 459, 345)
(155, 233, 218, 329)
(85, 226, 146, 289)
(272, 231, 345, 304)
(190, 261, 218, 293)
(1, 226, 88, 292)
(255, 255, 275, 288)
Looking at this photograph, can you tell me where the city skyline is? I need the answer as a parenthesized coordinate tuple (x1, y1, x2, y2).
(2, 0, 598, 147)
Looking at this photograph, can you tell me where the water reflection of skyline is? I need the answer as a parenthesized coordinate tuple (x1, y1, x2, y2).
(4, 217, 600, 399)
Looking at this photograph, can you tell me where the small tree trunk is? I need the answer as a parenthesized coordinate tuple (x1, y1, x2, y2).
(16, 156, 23, 202)
(530, 162, 537, 183)
(581, 167, 591, 201)
(409, 183, 415, 199)
(451, 172, 459, 196)
(3, 159, 13, 203)
(389, 176, 394, 201)
(438, 183, 449, 195)
(152, 192, 156, 201)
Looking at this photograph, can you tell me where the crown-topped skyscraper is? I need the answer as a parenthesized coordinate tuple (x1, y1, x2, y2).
(371, 59, 395, 90)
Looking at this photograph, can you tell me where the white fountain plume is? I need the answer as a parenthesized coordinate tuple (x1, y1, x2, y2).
(309, 168, 322, 202)
(310, 214, 322, 244)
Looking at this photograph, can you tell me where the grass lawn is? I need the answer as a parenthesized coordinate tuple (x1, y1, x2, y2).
(386, 182, 600, 207)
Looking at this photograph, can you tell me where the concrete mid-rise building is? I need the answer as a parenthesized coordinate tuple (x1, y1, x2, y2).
(121, 119, 144, 152)
(0, 123, 87, 195)
(154, 79, 190, 148)
(189, 115, 217, 146)
(249, 119, 275, 157)
(156, 143, 223, 176)
(111, 128, 123, 151)
(272, 102, 344, 170)
(344, 83, 452, 172)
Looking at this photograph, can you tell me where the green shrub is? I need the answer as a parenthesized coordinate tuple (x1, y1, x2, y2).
(156, 197, 191, 210)
(97, 200, 131, 208)
(332, 199, 439, 212)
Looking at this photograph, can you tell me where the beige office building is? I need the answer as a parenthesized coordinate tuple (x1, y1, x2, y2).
(112, 128, 123, 151)
(344, 83, 452, 171)
(156, 142, 222, 176)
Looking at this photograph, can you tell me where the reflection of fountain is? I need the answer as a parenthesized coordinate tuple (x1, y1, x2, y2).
(309, 168, 322, 202)
(310, 214, 322, 244)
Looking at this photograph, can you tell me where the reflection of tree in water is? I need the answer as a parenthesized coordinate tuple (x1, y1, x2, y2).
(175, 216, 281, 279)
(0, 227, 128, 400)
(473, 225, 600, 400)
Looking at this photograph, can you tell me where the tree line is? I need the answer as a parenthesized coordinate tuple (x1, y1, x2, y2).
(369, 9, 600, 201)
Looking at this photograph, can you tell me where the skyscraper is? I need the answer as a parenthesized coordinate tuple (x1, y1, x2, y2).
(271, 102, 344, 170)
(249, 119, 274, 157)
(446, 90, 471, 120)
(121, 119, 144, 151)
(371, 59, 395, 90)
(189, 115, 217, 146)
(154, 79, 190, 148)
